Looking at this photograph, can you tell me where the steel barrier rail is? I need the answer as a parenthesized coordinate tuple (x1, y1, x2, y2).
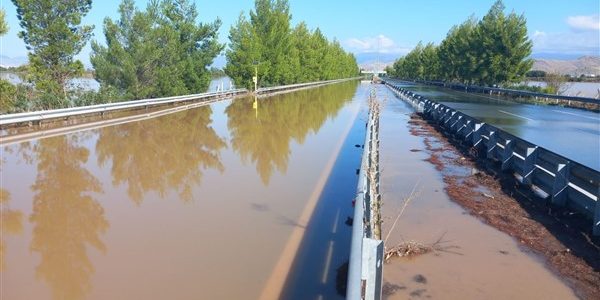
(394, 79, 600, 104)
(0, 98, 224, 146)
(0, 89, 248, 127)
(1, 78, 363, 127)
(256, 77, 360, 95)
(347, 98, 384, 300)
(384, 80, 600, 235)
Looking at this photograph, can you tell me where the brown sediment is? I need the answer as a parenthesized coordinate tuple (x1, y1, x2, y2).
(408, 113, 600, 300)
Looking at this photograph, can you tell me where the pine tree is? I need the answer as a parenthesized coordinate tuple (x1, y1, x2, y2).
(91, 0, 222, 100)
(473, 0, 532, 85)
(225, 0, 358, 88)
(12, 0, 93, 104)
(0, 9, 8, 35)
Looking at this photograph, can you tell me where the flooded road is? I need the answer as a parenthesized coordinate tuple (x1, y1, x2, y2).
(0, 81, 364, 299)
(391, 81, 600, 171)
(377, 85, 577, 299)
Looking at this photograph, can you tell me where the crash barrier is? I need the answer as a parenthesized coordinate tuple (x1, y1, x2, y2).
(385, 81, 600, 236)
(407, 79, 599, 104)
(0, 89, 247, 127)
(256, 77, 360, 95)
(347, 88, 384, 300)
(1, 77, 363, 128)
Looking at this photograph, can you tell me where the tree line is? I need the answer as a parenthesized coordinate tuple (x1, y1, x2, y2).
(386, 0, 532, 87)
(1, 0, 358, 113)
(225, 0, 358, 90)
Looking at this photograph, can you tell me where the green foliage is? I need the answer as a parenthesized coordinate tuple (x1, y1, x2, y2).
(390, 0, 532, 87)
(210, 67, 227, 78)
(0, 9, 8, 35)
(437, 17, 478, 83)
(12, 0, 93, 99)
(91, 0, 223, 100)
(225, 0, 358, 89)
(526, 70, 546, 78)
(507, 84, 554, 94)
(0, 80, 17, 112)
(0, 81, 35, 113)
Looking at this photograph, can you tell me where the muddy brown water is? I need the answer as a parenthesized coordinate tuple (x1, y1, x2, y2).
(0, 81, 364, 300)
(377, 85, 577, 299)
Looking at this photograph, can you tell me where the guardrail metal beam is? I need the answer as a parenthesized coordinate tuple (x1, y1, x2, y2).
(383, 80, 600, 236)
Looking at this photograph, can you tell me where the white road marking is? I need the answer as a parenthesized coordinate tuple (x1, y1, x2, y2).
(331, 209, 340, 234)
(321, 240, 335, 284)
(552, 109, 600, 121)
(498, 110, 535, 122)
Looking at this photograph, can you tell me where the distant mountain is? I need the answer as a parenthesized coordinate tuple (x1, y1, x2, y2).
(354, 52, 401, 64)
(529, 52, 585, 60)
(0, 55, 28, 68)
(532, 56, 600, 76)
(354, 52, 398, 72)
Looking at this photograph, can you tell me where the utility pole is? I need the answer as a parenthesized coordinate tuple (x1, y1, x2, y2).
(253, 61, 259, 93)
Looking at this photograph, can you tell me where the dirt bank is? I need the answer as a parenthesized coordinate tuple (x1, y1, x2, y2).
(408, 113, 600, 300)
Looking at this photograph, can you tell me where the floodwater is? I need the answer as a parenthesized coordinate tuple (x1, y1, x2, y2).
(0, 71, 101, 92)
(394, 81, 600, 171)
(0, 81, 365, 299)
(0, 72, 234, 93)
(526, 81, 600, 98)
(377, 84, 577, 299)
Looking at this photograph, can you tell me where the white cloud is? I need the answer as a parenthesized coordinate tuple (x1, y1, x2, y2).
(566, 14, 600, 31)
(343, 34, 410, 54)
(533, 30, 546, 38)
(531, 30, 599, 55)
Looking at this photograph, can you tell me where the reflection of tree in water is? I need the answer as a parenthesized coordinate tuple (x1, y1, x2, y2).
(0, 188, 23, 271)
(28, 135, 108, 300)
(226, 81, 358, 184)
(96, 106, 226, 204)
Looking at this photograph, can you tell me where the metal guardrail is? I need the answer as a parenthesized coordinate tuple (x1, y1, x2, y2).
(0, 89, 248, 127)
(384, 81, 600, 235)
(347, 90, 383, 300)
(256, 77, 360, 95)
(1, 77, 362, 128)
(398, 79, 600, 104)
(0, 98, 222, 146)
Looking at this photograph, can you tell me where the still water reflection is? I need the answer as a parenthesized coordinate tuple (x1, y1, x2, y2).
(226, 84, 355, 184)
(1, 81, 361, 299)
(96, 106, 226, 204)
(29, 136, 108, 300)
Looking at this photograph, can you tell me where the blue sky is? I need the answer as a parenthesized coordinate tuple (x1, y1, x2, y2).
(1, 0, 599, 67)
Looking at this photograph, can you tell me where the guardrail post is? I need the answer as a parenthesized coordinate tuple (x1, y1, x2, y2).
(486, 130, 497, 160)
(594, 202, 600, 236)
(522, 147, 538, 185)
(472, 123, 485, 147)
(362, 238, 383, 300)
(501, 139, 514, 171)
(551, 162, 570, 206)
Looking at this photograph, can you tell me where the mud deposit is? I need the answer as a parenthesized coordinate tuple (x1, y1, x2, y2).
(408, 113, 600, 300)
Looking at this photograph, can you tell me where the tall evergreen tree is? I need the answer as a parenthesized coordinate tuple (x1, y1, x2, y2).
(226, 0, 358, 88)
(12, 0, 93, 103)
(391, 0, 532, 86)
(473, 0, 532, 85)
(438, 17, 478, 83)
(91, 0, 222, 100)
(0, 8, 14, 113)
(0, 9, 8, 35)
